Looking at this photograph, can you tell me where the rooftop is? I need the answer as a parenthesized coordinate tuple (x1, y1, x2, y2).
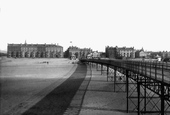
(8, 43, 63, 48)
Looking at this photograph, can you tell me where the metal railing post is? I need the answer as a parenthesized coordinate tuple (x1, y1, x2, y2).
(101, 64, 103, 75)
(137, 82, 141, 115)
(114, 66, 117, 92)
(107, 65, 109, 81)
(126, 70, 129, 113)
(161, 83, 165, 115)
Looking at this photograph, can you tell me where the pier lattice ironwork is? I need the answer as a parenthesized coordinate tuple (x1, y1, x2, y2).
(82, 59, 170, 115)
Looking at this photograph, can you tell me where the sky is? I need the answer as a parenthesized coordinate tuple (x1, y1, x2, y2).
(0, 0, 170, 52)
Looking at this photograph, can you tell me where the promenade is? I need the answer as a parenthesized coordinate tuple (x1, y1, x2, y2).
(63, 64, 132, 115)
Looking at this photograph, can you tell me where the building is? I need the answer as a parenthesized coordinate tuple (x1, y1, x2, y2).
(7, 42, 63, 58)
(80, 48, 93, 59)
(161, 51, 170, 58)
(105, 46, 117, 58)
(0, 50, 7, 57)
(99, 52, 106, 58)
(64, 46, 80, 59)
(105, 46, 135, 59)
(64, 46, 92, 59)
(116, 46, 135, 58)
(86, 51, 101, 59)
(135, 48, 148, 58)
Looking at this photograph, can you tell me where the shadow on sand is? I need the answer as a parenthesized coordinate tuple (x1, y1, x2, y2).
(22, 64, 87, 115)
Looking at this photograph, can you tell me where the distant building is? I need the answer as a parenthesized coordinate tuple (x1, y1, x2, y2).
(135, 48, 148, 58)
(0, 50, 7, 57)
(155, 54, 162, 61)
(86, 51, 101, 59)
(161, 51, 170, 58)
(65, 46, 80, 59)
(100, 52, 106, 58)
(80, 48, 93, 59)
(105, 46, 135, 59)
(64, 46, 92, 59)
(105, 46, 116, 58)
(7, 42, 63, 58)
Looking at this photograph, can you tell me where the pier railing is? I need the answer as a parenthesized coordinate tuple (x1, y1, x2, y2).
(80, 58, 170, 115)
(81, 59, 170, 84)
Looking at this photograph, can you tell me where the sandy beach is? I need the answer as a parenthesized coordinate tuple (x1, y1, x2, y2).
(0, 58, 77, 114)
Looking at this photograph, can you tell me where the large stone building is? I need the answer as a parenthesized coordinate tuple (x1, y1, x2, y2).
(64, 46, 92, 59)
(105, 46, 135, 59)
(135, 48, 148, 58)
(7, 42, 63, 58)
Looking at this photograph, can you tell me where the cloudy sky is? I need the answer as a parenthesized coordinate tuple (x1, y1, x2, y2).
(0, 0, 170, 52)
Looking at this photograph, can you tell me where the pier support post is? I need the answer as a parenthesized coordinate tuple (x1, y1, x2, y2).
(101, 64, 103, 75)
(107, 65, 109, 81)
(114, 67, 117, 92)
(126, 70, 129, 113)
(161, 83, 165, 115)
(137, 82, 141, 115)
(96, 63, 98, 71)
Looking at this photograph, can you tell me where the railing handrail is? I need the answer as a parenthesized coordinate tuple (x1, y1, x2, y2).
(80, 59, 170, 85)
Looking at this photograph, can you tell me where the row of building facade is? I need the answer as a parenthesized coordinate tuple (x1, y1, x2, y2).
(64, 46, 146, 59)
(64, 46, 92, 59)
(105, 46, 136, 59)
(7, 43, 170, 59)
(105, 46, 170, 59)
(105, 46, 152, 59)
(7, 43, 63, 58)
(7, 43, 91, 59)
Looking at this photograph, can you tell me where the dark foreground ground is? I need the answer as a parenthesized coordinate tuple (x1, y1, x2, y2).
(22, 64, 87, 115)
